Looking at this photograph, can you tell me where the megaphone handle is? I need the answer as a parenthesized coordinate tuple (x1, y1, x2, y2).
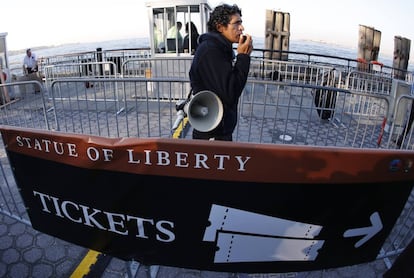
(172, 110, 185, 130)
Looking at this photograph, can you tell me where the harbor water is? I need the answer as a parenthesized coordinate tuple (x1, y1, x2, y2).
(7, 36, 411, 76)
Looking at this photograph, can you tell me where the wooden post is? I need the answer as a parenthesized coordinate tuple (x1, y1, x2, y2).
(0, 67, 10, 104)
(357, 25, 381, 71)
(265, 10, 290, 60)
(393, 36, 411, 80)
(281, 12, 290, 61)
(392, 36, 412, 148)
(264, 10, 274, 59)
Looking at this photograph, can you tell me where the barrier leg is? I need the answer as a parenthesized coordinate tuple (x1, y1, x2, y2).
(125, 260, 140, 278)
(124, 261, 159, 278)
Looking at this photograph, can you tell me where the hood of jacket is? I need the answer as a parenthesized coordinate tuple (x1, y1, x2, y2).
(198, 31, 234, 60)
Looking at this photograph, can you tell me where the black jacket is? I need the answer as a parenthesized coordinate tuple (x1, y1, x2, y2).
(189, 31, 251, 139)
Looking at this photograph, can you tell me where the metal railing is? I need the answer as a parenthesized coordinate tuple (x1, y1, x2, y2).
(0, 67, 413, 273)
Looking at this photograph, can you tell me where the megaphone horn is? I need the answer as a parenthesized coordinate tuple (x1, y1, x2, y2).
(184, 90, 224, 132)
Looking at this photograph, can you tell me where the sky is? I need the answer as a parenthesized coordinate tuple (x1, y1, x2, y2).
(2, 0, 413, 61)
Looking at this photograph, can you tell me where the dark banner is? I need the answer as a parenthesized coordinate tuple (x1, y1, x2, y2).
(1, 125, 413, 273)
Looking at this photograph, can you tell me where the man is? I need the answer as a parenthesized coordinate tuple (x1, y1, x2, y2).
(23, 48, 38, 75)
(22, 48, 42, 93)
(189, 4, 253, 141)
(167, 21, 183, 52)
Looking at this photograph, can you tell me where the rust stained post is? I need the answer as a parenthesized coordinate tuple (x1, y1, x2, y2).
(265, 10, 290, 61)
(393, 36, 411, 80)
(357, 25, 381, 71)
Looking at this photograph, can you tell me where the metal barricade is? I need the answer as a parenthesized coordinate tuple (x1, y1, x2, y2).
(39, 48, 152, 76)
(0, 80, 50, 129)
(121, 57, 193, 101)
(343, 71, 393, 125)
(43, 61, 118, 82)
(0, 78, 396, 147)
(48, 78, 190, 138)
(249, 58, 341, 86)
(345, 70, 393, 94)
(237, 80, 391, 148)
(43, 62, 126, 113)
(386, 93, 414, 149)
(0, 77, 413, 274)
(0, 80, 48, 225)
(121, 57, 193, 78)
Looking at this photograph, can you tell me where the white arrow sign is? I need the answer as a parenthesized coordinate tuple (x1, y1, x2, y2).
(343, 212, 383, 248)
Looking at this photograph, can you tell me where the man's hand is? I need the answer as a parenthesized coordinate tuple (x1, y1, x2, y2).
(237, 34, 253, 55)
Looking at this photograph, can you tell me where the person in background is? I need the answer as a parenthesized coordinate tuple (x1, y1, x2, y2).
(183, 21, 200, 54)
(189, 4, 253, 141)
(22, 48, 42, 93)
(153, 23, 163, 53)
(167, 21, 183, 52)
(23, 48, 38, 75)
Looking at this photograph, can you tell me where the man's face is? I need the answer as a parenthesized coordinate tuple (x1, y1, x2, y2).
(219, 14, 244, 43)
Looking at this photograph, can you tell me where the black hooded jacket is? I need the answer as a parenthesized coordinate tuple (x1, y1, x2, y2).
(189, 31, 251, 139)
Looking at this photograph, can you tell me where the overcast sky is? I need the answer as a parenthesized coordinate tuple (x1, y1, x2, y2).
(2, 0, 413, 60)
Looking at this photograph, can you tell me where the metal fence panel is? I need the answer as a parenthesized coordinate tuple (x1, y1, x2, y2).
(0, 70, 413, 268)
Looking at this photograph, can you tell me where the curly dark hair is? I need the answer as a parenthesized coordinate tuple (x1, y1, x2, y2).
(207, 4, 242, 32)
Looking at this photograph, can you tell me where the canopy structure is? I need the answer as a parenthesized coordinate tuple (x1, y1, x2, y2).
(145, 0, 212, 56)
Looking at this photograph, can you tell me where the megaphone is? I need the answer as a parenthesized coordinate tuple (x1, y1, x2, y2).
(184, 90, 224, 132)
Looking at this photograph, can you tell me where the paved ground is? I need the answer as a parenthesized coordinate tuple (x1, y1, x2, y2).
(0, 211, 392, 277)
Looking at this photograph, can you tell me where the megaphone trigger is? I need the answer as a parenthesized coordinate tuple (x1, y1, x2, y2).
(175, 99, 187, 112)
(184, 90, 224, 132)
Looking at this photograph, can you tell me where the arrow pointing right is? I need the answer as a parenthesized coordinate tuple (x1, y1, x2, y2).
(343, 212, 383, 248)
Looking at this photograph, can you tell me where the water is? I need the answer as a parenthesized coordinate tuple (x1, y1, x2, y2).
(7, 36, 413, 75)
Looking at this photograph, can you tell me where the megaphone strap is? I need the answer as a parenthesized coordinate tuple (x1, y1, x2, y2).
(186, 88, 194, 100)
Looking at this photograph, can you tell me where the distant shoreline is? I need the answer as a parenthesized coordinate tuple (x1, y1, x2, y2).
(8, 36, 396, 60)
